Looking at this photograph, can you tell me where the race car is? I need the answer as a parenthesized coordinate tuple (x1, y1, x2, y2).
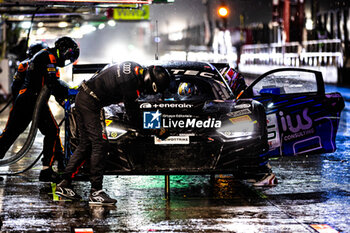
(66, 61, 269, 178)
(240, 68, 344, 157)
(66, 62, 344, 178)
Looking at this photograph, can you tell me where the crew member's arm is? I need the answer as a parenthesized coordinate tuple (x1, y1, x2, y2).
(123, 92, 141, 128)
(11, 60, 29, 99)
(42, 53, 69, 104)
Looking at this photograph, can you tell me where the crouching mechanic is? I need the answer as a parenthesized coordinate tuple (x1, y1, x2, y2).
(0, 36, 79, 182)
(55, 62, 171, 205)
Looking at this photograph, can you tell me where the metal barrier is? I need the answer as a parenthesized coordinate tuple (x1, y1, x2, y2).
(239, 39, 343, 83)
(240, 39, 343, 68)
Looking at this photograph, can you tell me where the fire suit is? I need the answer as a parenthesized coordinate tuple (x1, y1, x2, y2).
(0, 49, 68, 167)
(63, 61, 141, 190)
(12, 59, 30, 100)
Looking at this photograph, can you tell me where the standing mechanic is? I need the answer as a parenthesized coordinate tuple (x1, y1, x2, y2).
(11, 41, 49, 100)
(55, 62, 171, 205)
(0, 36, 79, 182)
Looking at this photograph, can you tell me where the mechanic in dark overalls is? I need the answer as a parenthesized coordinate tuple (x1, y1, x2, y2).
(11, 41, 49, 100)
(0, 36, 79, 182)
(55, 62, 170, 205)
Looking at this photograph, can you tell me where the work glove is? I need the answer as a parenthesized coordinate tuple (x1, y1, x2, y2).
(68, 88, 79, 96)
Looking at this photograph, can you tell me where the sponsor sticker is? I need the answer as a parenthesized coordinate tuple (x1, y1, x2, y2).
(110, 132, 118, 138)
(140, 103, 152, 108)
(105, 120, 112, 126)
(170, 69, 215, 78)
(279, 108, 314, 141)
(235, 103, 251, 109)
(310, 224, 339, 233)
(122, 62, 131, 74)
(140, 103, 193, 109)
(154, 136, 190, 145)
(143, 111, 221, 129)
(74, 228, 94, 233)
(267, 113, 281, 149)
(143, 111, 161, 129)
(227, 109, 252, 117)
(229, 115, 251, 124)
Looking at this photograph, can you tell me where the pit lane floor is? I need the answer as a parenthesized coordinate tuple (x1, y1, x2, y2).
(0, 86, 349, 233)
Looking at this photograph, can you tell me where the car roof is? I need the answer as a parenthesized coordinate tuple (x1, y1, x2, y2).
(145, 60, 224, 81)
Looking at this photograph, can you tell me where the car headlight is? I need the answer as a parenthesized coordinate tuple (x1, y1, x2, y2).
(217, 115, 256, 139)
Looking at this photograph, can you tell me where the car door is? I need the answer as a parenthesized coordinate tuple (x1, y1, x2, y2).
(242, 68, 344, 157)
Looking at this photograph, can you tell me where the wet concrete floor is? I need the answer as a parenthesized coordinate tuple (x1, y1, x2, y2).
(0, 89, 349, 232)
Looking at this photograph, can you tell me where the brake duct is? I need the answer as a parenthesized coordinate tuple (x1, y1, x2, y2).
(0, 85, 50, 166)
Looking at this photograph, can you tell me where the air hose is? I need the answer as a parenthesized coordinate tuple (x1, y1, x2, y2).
(0, 117, 65, 176)
(0, 97, 13, 114)
(0, 85, 50, 166)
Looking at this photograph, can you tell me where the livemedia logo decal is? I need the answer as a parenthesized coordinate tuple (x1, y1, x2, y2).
(143, 110, 161, 129)
(143, 110, 221, 129)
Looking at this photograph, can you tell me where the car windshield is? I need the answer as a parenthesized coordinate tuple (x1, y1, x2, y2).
(139, 74, 232, 102)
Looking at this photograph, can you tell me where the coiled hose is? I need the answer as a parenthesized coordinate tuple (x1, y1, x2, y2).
(0, 85, 50, 166)
(0, 118, 64, 176)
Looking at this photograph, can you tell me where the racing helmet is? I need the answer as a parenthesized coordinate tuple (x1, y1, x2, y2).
(54, 36, 80, 67)
(223, 68, 247, 97)
(178, 82, 198, 96)
(144, 65, 170, 94)
(26, 41, 49, 58)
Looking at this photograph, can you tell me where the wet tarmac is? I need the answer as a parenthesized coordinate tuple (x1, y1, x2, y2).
(0, 86, 349, 232)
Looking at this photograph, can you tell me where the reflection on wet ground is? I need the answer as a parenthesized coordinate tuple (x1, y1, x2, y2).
(0, 88, 349, 232)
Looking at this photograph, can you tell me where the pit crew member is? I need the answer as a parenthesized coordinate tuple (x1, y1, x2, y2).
(55, 62, 171, 205)
(0, 36, 80, 182)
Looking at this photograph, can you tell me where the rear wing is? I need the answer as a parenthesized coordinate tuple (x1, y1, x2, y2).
(72, 63, 108, 81)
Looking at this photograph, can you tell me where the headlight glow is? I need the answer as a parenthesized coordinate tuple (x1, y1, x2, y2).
(217, 115, 256, 139)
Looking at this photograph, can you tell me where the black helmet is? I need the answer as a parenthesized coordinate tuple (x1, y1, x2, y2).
(54, 36, 80, 67)
(144, 66, 170, 94)
(26, 41, 48, 58)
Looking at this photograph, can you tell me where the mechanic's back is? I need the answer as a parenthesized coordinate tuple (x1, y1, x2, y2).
(84, 61, 141, 107)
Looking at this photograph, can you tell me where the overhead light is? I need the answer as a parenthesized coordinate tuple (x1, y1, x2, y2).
(36, 27, 46, 35)
(306, 18, 313, 30)
(218, 6, 229, 18)
(98, 23, 105, 30)
(80, 24, 96, 35)
(107, 20, 116, 27)
(20, 21, 31, 29)
(58, 21, 68, 28)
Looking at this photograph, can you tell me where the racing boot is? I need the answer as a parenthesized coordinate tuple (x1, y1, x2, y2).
(253, 173, 278, 187)
(89, 189, 117, 206)
(55, 179, 81, 200)
(39, 167, 61, 183)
